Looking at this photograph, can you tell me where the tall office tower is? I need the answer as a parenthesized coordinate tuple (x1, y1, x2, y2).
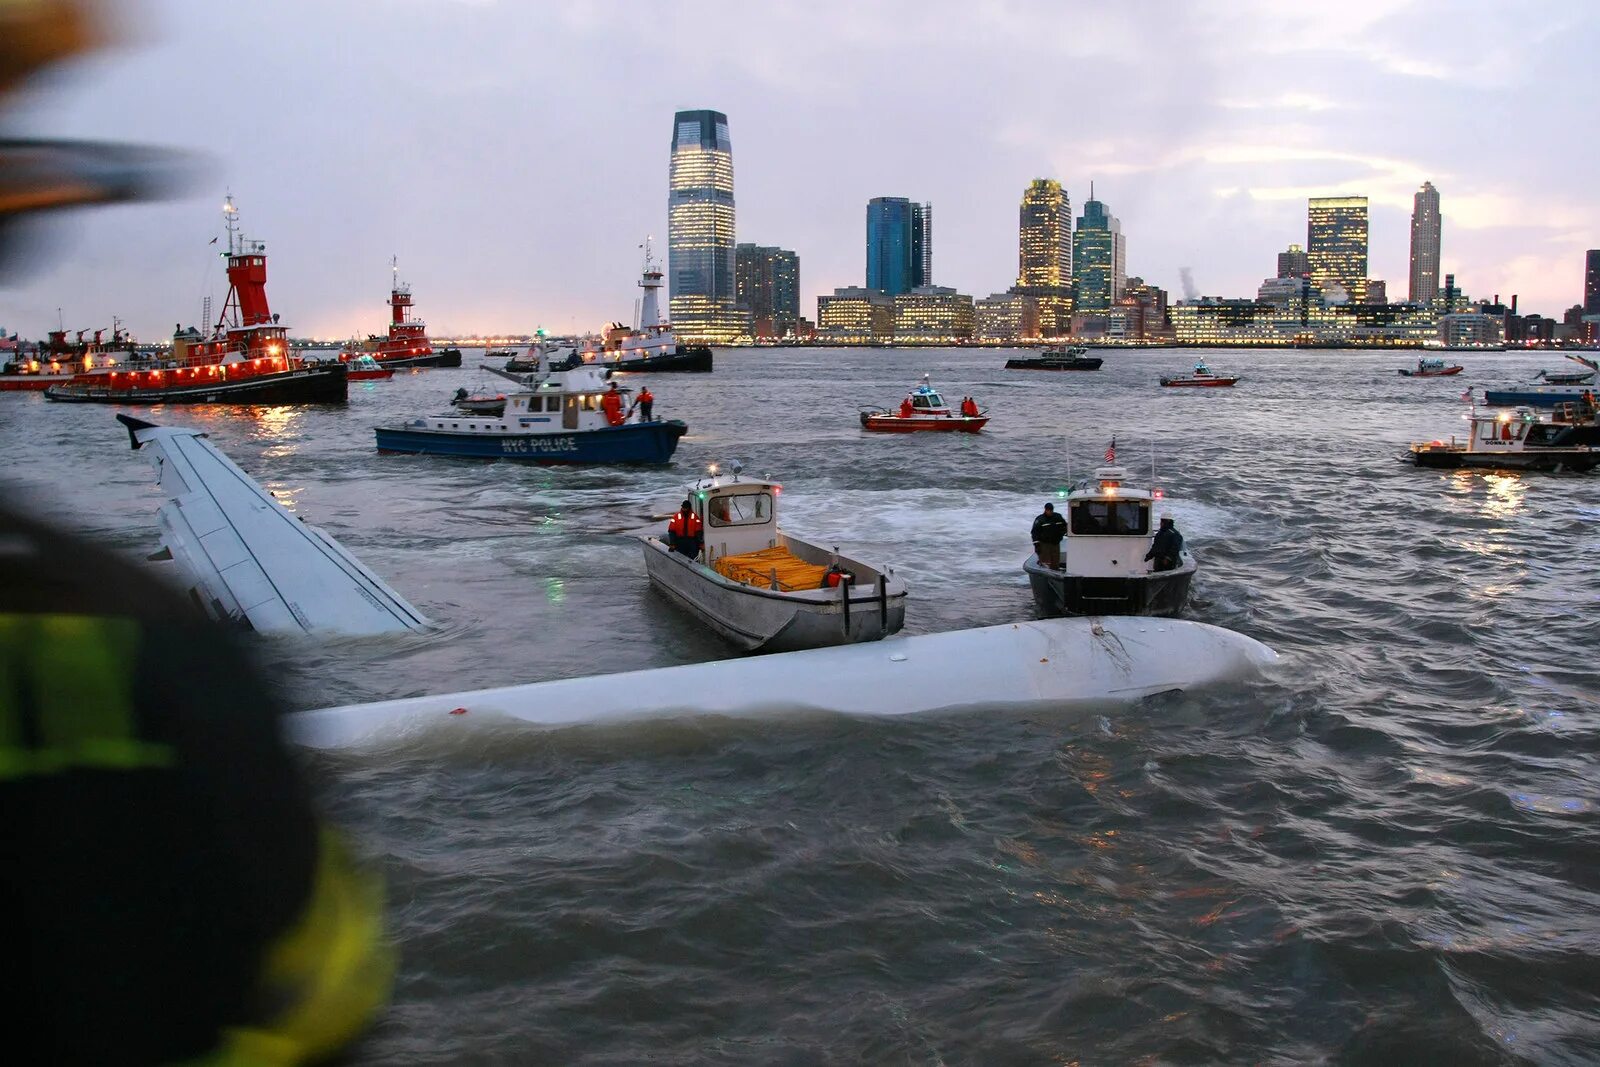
(1072, 185, 1122, 313)
(1409, 181, 1442, 305)
(1307, 196, 1368, 304)
(1015, 178, 1073, 335)
(734, 243, 801, 338)
(866, 197, 930, 296)
(1585, 249, 1600, 314)
(1277, 243, 1310, 278)
(668, 109, 741, 343)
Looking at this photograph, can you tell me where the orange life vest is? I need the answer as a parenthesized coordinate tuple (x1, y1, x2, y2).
(668, 511, 702, 538)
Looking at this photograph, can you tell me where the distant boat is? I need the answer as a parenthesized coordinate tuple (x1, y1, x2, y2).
(339, 264, 461, 369)
(1005, 345, 1103, 371)
(1536, 353, 1598, 385)
(1160, 361, 1239, 387)
(575, 242, 714, 373)
(345, 354, 394, 381)
(860, 376, 988, 432)
(1398, 356, 1463, 377)
(1407, 402, 1600, 473)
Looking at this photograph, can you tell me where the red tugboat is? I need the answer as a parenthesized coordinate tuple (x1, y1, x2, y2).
(1, 322, 133, 390)
(45, 197, 347, 404)
(860, 376, 988, 433)
(339, 259, 463, 369)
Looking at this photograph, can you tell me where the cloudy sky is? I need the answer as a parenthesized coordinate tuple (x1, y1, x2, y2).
(2, 0, 1595, 340)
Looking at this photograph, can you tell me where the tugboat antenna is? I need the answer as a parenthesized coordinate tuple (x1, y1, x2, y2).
(222, 192, 239, 255)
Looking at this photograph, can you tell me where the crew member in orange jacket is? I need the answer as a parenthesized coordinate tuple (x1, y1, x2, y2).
(960, 396, 980, 418)
(600, 381, 625, 426)
(899, 397, 914, 418)
(636, 386, 654, 422)
(666, 499, 703, 558)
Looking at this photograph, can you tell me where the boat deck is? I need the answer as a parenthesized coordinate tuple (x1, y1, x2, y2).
(713, 545, 829, 591)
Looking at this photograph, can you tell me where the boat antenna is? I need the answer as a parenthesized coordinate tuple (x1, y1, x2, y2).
(1151, 437, 1157, 491)
(222, 192, 238, 255)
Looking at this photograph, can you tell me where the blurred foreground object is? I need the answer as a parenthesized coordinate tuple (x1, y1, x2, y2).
(0, 1, 193, 276)
(3, 5, 392, 1062)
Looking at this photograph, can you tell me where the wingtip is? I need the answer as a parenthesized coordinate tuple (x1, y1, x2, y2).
(115, 413, 159, 450)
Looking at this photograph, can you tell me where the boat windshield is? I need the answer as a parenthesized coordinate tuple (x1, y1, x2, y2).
(707, 492, 773, 527)
(912, 392, 944, 408)
(1070, 499, 1150, 535)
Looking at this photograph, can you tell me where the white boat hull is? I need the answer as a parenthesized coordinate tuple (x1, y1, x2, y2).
(285, 616, 1280, 748)
(640, 535, 905, 652)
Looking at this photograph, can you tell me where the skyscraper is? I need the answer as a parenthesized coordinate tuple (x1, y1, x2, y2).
(734, 243, 800, 339)
(668, 109, 741, 343)
(1307, 196, 1368, 304)
(1072, 186, 1123, 313)
(866, 197, 931, 296)
(1276, 243, 1310, 279)
(1409, 181, 1441, 305)
(1015, 178, 1072, 335)
(1585, 249, 1600, 315)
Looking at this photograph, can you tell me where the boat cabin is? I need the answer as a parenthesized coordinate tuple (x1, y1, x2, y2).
(1062, 467, 1162, 577)
(1419, 357, 1446, 370)
(687, 465, 782, 563)
(407, 365, 634, 435)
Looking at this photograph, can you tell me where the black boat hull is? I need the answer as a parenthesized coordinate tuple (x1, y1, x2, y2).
(1024, 555, 1196, 617)
(511, 345, 714, 374)
(379, 349, 461, 369)
(44, 364, 348, 405)
(1005, 357, 1103, 371)
(1409, 448, 1600, 472)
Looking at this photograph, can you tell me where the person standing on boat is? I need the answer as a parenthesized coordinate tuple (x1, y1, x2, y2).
(1031, 502, 1067, 569)
(899, 396, 914, 419)
(601, 381, 626, 426)
(1145, 516, 1183, 572)
(667, 500, 703, 559)
(636, 386, 654, 422)
(960, 396, 980, 418)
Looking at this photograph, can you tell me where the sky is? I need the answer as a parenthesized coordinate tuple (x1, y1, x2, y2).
(2, 0, 1596, 341)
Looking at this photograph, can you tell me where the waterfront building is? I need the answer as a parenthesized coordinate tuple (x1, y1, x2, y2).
(1015, 179, 1073, 335)
(1170, 298, 1435, 347)
(1307, 196, 1368, 304)
(1116, 277, 1169, 341)
(1586, 250, 1600, 315)
(734, 243, 800, 339)
(668, 109, 742, 344)
(1439, 311, 1506, 348)
(1366, 279, 1387, 305)
(975, 291, 1039, 342)
(1409, 182, 1441, 305)
(892, 286, 974, 343)
(1257, 276, 1315, 310)
(817, 286, 893, 343)
(866, 197, 931, 296)
(1072, 187, 1124, 312)
(1277, 243, 1310, 279)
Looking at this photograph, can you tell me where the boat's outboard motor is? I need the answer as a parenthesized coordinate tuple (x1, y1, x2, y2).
(452, 387, 468, 402)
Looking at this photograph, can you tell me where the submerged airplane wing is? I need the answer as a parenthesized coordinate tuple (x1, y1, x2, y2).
(118, 414, 429, 635)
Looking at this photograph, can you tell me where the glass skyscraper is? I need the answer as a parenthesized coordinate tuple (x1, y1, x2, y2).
(1307, 196, 1368, 304)
(1408, 182, 1441, 305)
(1015, 178, 1072, 335)
(1072, 188, 1123, 313)
(866, 197, 931, 296)
(669, 109, 742, 343)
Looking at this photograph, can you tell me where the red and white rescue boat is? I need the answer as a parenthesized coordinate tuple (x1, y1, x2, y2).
(860, 377, 988, 433)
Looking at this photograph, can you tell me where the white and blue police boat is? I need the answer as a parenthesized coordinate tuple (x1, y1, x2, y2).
(375, 361, 686, 464)
(640, 462, 907, 653)
(1023, 465, 1198, 617)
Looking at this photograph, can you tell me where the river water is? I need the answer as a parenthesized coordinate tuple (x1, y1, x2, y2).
(4, 347, 1597, 1064)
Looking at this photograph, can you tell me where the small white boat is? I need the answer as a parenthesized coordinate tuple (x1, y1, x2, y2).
(1023, 465, 1198, 617)
(640, 463, 907, 652)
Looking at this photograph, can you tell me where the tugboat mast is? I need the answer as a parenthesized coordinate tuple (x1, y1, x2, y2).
(637, 236, 663, 331)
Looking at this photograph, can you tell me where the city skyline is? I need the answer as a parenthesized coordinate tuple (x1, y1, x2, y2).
(0, 0, 1595, 340)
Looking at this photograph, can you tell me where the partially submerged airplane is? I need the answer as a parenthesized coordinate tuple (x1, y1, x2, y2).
(118, 414, 429, 635)
(286, 616, 1279, 748)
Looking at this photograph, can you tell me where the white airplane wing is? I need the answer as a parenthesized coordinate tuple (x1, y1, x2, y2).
(118, 414, 429, 635)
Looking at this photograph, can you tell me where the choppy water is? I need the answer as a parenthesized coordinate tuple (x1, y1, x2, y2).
(4, 347, 1598, 1064)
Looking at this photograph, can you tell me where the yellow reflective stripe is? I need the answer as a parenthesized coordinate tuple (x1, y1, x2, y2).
(171, 835, 393, 1067)
(0, 613, 173, 778)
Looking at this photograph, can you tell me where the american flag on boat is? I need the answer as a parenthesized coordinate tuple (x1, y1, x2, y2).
(1104, 437, 1116, 463)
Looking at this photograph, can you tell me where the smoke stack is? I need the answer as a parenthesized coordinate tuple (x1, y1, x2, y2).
(1511, 294, 1518, 315)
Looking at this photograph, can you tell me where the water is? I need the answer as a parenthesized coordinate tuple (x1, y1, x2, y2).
(4, 347, 1598, 1064)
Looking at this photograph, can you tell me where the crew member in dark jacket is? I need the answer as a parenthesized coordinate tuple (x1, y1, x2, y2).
(1145, 516, 1183, 571)
(1031, 502, 1067, 569)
